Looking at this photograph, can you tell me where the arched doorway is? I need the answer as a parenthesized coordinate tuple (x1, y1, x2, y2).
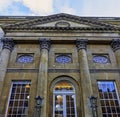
(53, 81, 77, 117)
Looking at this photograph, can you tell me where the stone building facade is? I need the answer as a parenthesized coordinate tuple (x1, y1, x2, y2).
(0, 13, 120, 117)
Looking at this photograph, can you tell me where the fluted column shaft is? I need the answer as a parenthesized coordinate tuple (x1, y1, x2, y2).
(0, 38, 15, 96)
(37, 38, 51, 117)
(76, 39, 93, 117)
(111, 39, 120, 68)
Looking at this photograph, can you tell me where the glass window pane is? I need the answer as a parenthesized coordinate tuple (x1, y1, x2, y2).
(55, 95, 63, 112)
(6, 81, 31, 116)
(98, 81, 120, 116)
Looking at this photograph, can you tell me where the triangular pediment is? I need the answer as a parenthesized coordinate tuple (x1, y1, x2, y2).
(3, 13, 116, 31)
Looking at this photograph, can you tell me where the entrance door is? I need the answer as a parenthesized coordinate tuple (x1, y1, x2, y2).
(53, 81, 77, 117)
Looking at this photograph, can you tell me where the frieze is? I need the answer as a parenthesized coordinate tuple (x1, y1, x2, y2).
(7, 68, 39, 73)
(6, 68, 120, 73)
(90, 69, 120, 73)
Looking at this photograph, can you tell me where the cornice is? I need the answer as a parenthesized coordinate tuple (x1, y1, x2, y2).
(3, 26, 119, 33)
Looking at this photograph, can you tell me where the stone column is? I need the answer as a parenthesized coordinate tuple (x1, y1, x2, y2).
(37, 38, 51, 117)
(111, 39, 120, 68)
(76, 39, 93, 117)
(0, 37, 15, 96)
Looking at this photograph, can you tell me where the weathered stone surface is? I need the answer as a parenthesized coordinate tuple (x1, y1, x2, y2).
(0, 14, 120, 117)
(111, 39, 120, 68)
(76, 39, 93, 117)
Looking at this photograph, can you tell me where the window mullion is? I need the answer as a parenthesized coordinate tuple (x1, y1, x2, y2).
(74, 94, 77, 117)
(5, 82, 13, 117)
(63, 95, 66, 117)
(114, 82, 120, 105)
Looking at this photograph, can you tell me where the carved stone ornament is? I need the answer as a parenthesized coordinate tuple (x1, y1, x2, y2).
(76, 39, 88, 50)
(1, 37, 15, 51)
(55, 21, 70, 28)
(111, 39, 120, 52)
(39, 38, 51, 50)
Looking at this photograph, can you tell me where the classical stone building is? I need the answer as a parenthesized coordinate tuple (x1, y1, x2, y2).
(0, 13, 120, 117)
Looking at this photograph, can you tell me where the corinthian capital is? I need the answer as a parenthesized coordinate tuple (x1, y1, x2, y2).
(39, 38, 51, 50)
(76, 39, 88, 50)
(111, 39, 120, 52)
(1, 37, 15, 51)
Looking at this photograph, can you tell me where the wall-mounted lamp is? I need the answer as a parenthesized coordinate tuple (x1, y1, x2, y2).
(89, 96, 98, 117)
(35, 96, 44, 108)
(34, 96, 44, 117)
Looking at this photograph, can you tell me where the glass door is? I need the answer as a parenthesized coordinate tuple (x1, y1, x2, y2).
(53, 81, 77, 117)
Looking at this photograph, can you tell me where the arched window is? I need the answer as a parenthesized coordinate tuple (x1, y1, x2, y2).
(53, 81, 77, 117)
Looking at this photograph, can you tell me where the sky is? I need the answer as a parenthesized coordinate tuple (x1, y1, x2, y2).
(0, 0, 120, 17)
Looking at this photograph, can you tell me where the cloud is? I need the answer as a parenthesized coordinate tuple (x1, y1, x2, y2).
(60, 6, 76, 15)
(0, 0, 14, 11)
(22, 0, 53, 15)
(53, 0, 77, 15)
(82, 0, 120, 17)
(1, 0, 120, 17)
(0, 0, 54, 15)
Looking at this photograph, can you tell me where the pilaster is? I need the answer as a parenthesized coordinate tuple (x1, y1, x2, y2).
(111, 39, 120, 68)
(37, 38, 51, 117)
(0, 37, 15, 114)
(76, 39, 93, 117)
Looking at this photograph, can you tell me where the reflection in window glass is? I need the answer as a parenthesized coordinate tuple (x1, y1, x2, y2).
(6, 81, 31, 117)
(98, 81, 120, 116)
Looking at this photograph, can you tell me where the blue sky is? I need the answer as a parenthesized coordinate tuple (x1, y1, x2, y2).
(0, 0, 120, 17)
